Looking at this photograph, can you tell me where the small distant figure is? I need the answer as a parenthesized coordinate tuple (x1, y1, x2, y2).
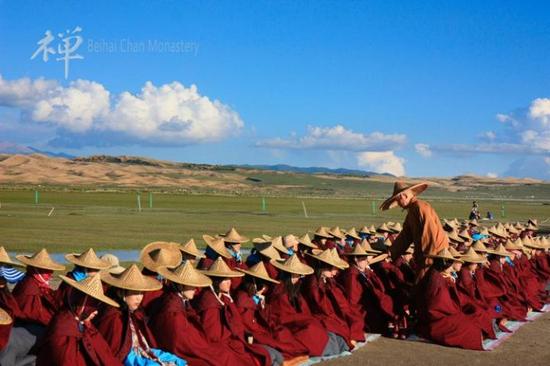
(486, 211, 494, 220)
(469, 201, 480, 220)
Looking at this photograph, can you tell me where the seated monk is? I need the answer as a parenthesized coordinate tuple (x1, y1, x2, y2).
(36, 274, 120, 365)
(416, 248, 485, 350)
(96, 264, 186, 365)
(234, 261, 309, 363)
(197, 258, 274, 366)
(149, 261, 246, 366)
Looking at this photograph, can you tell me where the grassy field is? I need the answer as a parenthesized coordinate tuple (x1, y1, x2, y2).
(0, 188, 548, 253)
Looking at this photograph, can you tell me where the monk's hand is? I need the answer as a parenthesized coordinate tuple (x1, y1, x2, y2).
(82, 310, 98, 327)
(350, 340, 357, 349)
(0, 277, 6, 288)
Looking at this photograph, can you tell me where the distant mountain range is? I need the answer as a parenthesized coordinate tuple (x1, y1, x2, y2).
(235, 164, 391, 177)
(0, 142, 75, 159)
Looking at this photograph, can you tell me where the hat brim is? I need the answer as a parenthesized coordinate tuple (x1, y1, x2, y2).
(59, 275, 119, 308)
(0, 308, 12, 325)
(270, 258, 314, 276)
(306, 252, 346, 270)
(380, 183, 428, 211)
(140, 242, 182, 273)
(201, 268, 244, 278)
(368, 253, 389, 265)
(157, 266, 212, 287)
(16, 255, 65, 271)
(203, 235, 232, 259)
(236, 267, 279, 284)
(101, 272, 162, 292)
(65, 253, 111, 270)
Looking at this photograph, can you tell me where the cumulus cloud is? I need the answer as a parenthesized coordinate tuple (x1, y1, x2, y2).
(414, 143, 432, 157)
(0, 75, 244, 146)
(356, 151, 405, 176)
(486, 172, 498, 178)
(255, 125, 406, 152)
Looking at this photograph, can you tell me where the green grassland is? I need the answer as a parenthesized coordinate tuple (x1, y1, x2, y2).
(0, 185, 548, 253)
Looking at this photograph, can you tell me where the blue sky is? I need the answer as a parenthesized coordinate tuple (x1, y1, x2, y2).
(1, 0, 549, 178)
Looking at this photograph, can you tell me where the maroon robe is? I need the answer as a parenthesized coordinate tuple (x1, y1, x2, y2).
(266, 282, 329, 356)
(195, 290, 271, 366)
(150, 291, 243, 366)
(12, 275, 58, 326)
(234, 290, 308, 358)
(0, 287, 21, 350)
(417, 269, 484, 350)
(36, 310, 121, 366)
(95, 306, 158, 363)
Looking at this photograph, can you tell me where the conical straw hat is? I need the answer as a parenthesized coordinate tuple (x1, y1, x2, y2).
(525, 223, 538, 231)
(358, 226, 372, 234)
(270, 254, 314, 275)
(428, 248, 463, 262)
(202, 235, 231, 259)
(65, 248, 110, 270)
(330, 248, 349, 269)
(522, 237, 541, 249)
(100, 254, 125, 274)
(488, 226, 507, 238)
(468, 219, 479, 227)
(59, 273, 118, 307)
(236, 261, 279, 284)
(479, 227, 490, 236)
(140, 242, 182, 273)
(528, 218, 538, 227)
(283, 235, 300, 249)
(16, 248, 65, 271)
(504, 239, 523, 251)
(460, 247, 487, 264)
(486, 244, 512, 257)
(102, 264, 162, 292)
(252, 239, 282, 260)
(368, 253, 389, 265)
(328, 226, 346, 239)
(0, 308, 12, 325)
(448, 246, 463, 258)
(179, 239, 205, 259)
(157, 261, 212, 287)
(472, 240, 489, 253)
(344, 243, 372, 256)
(390, 222, 403, 233)
(203, 257, 244, 278)
(297, 233, 318, 248)
(0, 246, 24, 268)
(443, 219, 458, 230)
(220, 227, 249, 243)
(376, 223, 393, 233)
(262, 235, 288, 254)
(447, 231, 464, 243)
(458, 229, 471, 241)
(360, 239, 382, 254)
(345, 228, 361, 240)
(380, 181, 428, 211)
(307, 249, 346, 269)
(313, 227, 333, 239)
(540, 237, 550, 248)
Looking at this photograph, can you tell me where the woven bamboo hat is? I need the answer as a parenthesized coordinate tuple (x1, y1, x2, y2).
(297, 233, 318, 249)
(428, 248, 464, 262)
(307, 249, 347, 270)
(344, 243, 373, 257)
(202, 235, 231, 259)
(486, 244, 512, 257)
(312, 227, 333, 239)
(100, 254, 125, 274)
(368, 253, 389, 265)
(390, 222, 403, 233)
(262, 235, 289, 254)
(283, 234, 300, 249)
(380, 181, 428, 211)
(65, 248, 110, 270)
(236, 261, 279, 284)
(140, 242, 182, 273)
(345, 228, 361, 240)
(527, 218, 538, 227)
(447, 231, 464, 243)
(203, 257, 244, 278)
(488, 226, 508, 239)
(0, 308, 12, 325)
(525, 223, 538, 231)
(468, 219, 479, 227)
(479, 227, 490, 236)
(179, 239, 205, 259)
(158, 260, 212, 287)
(102, 264, 162, 292)
(252, 239, 282, 260)
(460, 247, 487, 264)
(220, 227, 249, 243)
(0, 246, 24, 268)
(59, 273, 118, 307)
(458, 229, 471, 241)
(358, 226, 373, 235)
(448, 246, 463, 258)
(376, 223, 393, 233)
(328, 226, 346, 240)
(472, 240, 489, 253)
(270, 254, 314, 275)
(16, 249, 65, 271)
(330, 248, 349, 269)
(504, 239, 523, 251)
(360, 239, 382, 254)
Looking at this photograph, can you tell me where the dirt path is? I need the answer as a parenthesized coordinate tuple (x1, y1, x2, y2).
(322, 312, 550, 366)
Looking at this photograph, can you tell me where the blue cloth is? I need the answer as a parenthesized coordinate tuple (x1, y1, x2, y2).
(252, 295, 262, 305)
(228, 247, 242, 262)
(124, 348, 186, 366)
(359, 233, 370, 240)
(0, 266, 25, 283)
(287, 248, 294, 256)
(247, 251, 261, 266)
(71, 268, 88, 282)
(471, 233, 488, 241)
(505, 257, 514, 267)
(205, 246, 220, 260)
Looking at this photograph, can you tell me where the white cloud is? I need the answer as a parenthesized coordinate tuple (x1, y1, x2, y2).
(480, 130, 496, 141)
(0, 75, 244, 146)
(529, 98, 550, 127)
(256, 125, 406, 152)
(414, 143, 432, 157)
(356, 151, 405, 176)
(486, 172, 498, 178)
